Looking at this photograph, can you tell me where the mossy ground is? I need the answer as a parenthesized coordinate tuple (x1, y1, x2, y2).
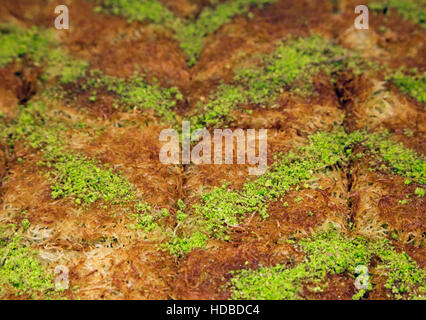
(0, 0, 424, 300)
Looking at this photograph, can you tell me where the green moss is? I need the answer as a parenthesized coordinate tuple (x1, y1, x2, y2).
(166, 232, 208, 257)
(365, 132, 426, 184)
(192, 35, 368, 128)
(387, 68, 426, 103)
(83, 71, 182, 123)
(171, 129, 364, 250)
(175, 0, 277, 66)
(48, 153, 135, 206)
(0, 24, 88, 83)
(95, 0, 277, 66)
(94, 0, 176, 25)
(369, 0, 426, 28)
(5, 101, 136, 206)
(228, 229, 425, 300)
(0, 232, 54, 298)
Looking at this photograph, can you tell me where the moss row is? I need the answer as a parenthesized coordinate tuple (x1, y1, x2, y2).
(228, 228, 425, 300)
(79, 70, 183, 123)
(2, 101, 136, 206)
(192, 35, 371, 128)
(94, 0, 277, 66)
(162, 128, 425, 256)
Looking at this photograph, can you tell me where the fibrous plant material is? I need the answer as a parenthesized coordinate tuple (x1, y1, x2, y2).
(0, 0, 424, 301)
(387, 68, 426, 103)
(94, 0, 277, 65)
(191, 35, 372, 128)
(77, 71, 183, 123)
(0, 225, 55, 298)
(0, 24, 88, 84)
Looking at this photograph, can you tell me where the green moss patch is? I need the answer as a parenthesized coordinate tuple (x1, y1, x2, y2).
(365, 131, 426, 184)
(387, 68, 426, 103)
(369, 0, 426, 28)
(228, 228, 425, 300)
(0, 24, 88, 84)
(4, 101, 136, 206)
(82, 71, 183, 123)
(0, 227, 54, 298)
(192, 35, 369, 128)
(94, 0, 277, 66)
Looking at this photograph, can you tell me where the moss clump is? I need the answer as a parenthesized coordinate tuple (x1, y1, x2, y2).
(228, 229, 425, 300)
(48, 153, 135, 205)
(166, 232, 208, 257)
(387, 68, 426, 103)
(192, 35, 368, 128)
(365, 132, 426, 184)
(0, 24, 88, 83)
(369, 0, 426, 28)
(83, 71, 183, 123)
(0, 229, 54, 298)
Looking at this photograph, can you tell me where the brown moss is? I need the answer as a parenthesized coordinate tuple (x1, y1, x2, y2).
(350, 155, 425, 245)
(337, 0, 425, 71)
(172, 240, 301, 299)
